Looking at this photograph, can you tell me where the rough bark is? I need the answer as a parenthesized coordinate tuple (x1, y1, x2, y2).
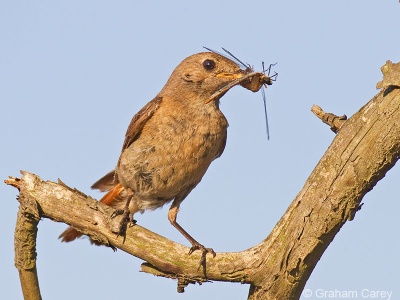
(5, 61, 400, 299)
(9, 178, 42, 300)
(247, 86, 400, 299)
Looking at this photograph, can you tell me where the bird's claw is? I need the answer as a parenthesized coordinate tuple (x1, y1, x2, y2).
(111, 208, 136, 236)
(188, 243, 216, 270)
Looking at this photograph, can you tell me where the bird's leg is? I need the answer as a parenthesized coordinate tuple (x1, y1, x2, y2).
(168, 203, 216, 270)
(111, 191, 136, 236)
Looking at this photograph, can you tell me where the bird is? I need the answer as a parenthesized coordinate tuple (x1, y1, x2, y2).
(59, 50, 271, 264)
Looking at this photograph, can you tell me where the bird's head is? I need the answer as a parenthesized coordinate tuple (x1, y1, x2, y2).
(160, 52, 249, 101)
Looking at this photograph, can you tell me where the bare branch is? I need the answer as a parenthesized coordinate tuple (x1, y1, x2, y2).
(376, 60, 400, 91)
(247, 86, 400, 300)
(311, 105, 347, 133)
(11, 175, 42, 300)
(5, 61, 400, 300)
(7, 172, 254, 286)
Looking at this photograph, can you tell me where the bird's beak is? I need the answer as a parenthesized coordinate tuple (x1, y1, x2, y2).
(205, 71, 268, 104)
(216, 72, 245, 80)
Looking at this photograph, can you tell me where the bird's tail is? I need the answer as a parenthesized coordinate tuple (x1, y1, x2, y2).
(58, 183, 125, 243)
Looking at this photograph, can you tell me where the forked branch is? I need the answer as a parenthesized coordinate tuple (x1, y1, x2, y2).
(6, 61, 400, 300)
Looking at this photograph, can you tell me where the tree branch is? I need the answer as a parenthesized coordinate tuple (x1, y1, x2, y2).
(7, 172, 255, 289)
(311, 104, 347, 133)
(5, 61, 400, 299)
(247, 85, 400, 299)
(6, 177, 42, 300)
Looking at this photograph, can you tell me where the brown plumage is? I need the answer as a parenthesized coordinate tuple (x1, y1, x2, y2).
(59, 51, 268, 261)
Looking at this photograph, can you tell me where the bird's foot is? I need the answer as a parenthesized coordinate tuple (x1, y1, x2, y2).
(111, 208, 136, 236)
(188, 242, 216, 270)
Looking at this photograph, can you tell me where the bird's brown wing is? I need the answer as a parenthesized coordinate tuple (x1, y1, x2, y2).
(91, 96, 163, 191)
(121, 96, 163, 151)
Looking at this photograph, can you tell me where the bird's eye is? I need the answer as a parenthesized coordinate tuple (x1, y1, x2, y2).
(203, 59, 216, 70)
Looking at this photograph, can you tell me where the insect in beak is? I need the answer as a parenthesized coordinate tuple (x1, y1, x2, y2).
(203, 47, 278, 140)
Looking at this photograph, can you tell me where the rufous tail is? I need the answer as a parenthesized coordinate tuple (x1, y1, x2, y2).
(58, 184, 125, 243)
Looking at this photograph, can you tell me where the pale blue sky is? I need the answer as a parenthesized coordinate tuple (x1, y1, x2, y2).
(2, 1, 400, 299)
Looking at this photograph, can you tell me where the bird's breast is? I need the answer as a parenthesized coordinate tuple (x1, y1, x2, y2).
(117, 104, 228, 202)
